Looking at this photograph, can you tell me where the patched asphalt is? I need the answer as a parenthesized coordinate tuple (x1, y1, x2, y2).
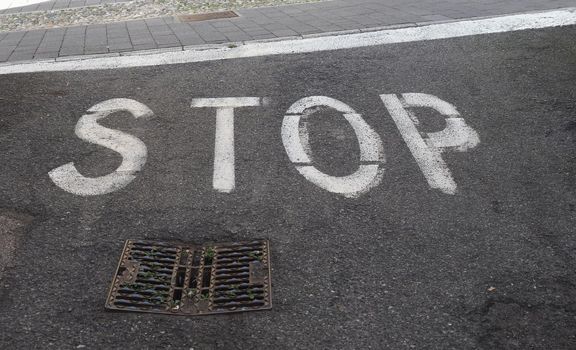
(0, 25, 575, 349)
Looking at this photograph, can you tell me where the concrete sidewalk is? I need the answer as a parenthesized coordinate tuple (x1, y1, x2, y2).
(0, 0, 574, 64)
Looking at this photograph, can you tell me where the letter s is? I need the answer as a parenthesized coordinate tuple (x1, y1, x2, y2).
(49, 98, 153, 196)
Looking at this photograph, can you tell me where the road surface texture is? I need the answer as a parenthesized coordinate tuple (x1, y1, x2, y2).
(0, 24, 575, 349)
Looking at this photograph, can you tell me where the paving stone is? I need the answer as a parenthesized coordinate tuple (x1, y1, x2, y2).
(34, 51, 59, 59)
(242, 28, 273, 36)
(211, 21, 237, 28)
(222, 31, 253, 41)
(250, 33, 278, 40)
(1, 32, 26, 45)
(107, 45, 134, 52)
(420, 14, 454, 21)
(195, 30, 227, 43)
(9, 51, 35, 61)
(84, 46, 109, 54)
(269, 29, 299, 37)
(129, 36, 155, 45)
(152, 35, 180, 45)
(233, 22, 264, 30)
(174, 36, 205, 46)
(59, 46, 85, 56)
(132, 42, 159, 50)
(167, 23, 192, 32)
(36, 44, 62, 53)
(10, 45, 39, 53)
(289, 25, 322, 35)
(0, 48, 16, 62)
(62, 37, 85, 46)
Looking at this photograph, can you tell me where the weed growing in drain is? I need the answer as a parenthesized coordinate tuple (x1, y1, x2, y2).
(140, 271, 156, 279)
(125, 283, 142, 291)
(205, 247, 215, 259)
(153, 296, 166, 305)
(247, 290, 255, 300)
(169, 300, 183, 309)
(248, 251, 263, 261)
(148, 263, 160, 271)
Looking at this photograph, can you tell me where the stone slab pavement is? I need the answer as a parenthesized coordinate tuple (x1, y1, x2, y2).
(0, 0, 575, 63)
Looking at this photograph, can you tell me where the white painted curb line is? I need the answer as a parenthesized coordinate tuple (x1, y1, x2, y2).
(0, 7, 575, 74)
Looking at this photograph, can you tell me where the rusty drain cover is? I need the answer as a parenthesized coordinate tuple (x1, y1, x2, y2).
(106, 239, 271, 316)
(177, 11, 238, 23)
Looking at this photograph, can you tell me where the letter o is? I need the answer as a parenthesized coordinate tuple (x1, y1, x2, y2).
(281, 96, 385, 198)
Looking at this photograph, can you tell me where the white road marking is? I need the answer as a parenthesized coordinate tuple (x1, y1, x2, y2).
(282, 96, 385, 198)
(49, 98, 153, 196)
(0, 8, 574, 75)
(380, 93, 479, 195)
(190, 97, 268, 193)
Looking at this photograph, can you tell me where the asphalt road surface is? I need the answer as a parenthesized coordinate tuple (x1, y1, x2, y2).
(0, 25, 575, 349)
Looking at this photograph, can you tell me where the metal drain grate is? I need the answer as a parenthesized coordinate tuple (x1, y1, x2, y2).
(177, 11, 238, 23)
(106, 239, 271, 316)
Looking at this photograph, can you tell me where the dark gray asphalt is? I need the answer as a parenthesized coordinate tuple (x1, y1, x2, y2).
(0, 25, 575, 350)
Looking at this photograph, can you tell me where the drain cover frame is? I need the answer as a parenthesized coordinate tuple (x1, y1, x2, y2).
(106, 239, 272, 316)
(176, 11, 239, 23)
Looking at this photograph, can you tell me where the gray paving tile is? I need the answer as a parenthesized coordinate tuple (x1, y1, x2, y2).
(36, 45, 62, 54)
(40, 34, 64, 41)
(233, 22, 264, 31)
(167, 23, 192, 32)
(420, 14, 454, 21)
(174, 36, 205, 46)
(148, 26, 174, 35)
(210, 20, 237, 29)
(0, 47, 16, 61)
(1, 32, 26, 44)
(156, 43, 181, 49)
(107, 41, 131, 49)
(250, 33, 278, 40)
(242, 28, 273, 36)
(195, 29, 227, 42)
(62, 37, 85, 46)
(34, 51, 59, 59)
(153, 35, 180, 45)
(44, 29, 66, 38)
(59, 46, 85, 56)
(289, 25, 322, 35)
(69, 0, 86, 8)
(262, 24, 290, 31)
(129, 36, 155, 45)
(268, 29, 299, 37)
(52, 0, 72, 10)
(84, 46, 109, 54)
(222, 31, 253, 41)
(9, 51, 35, 61)
(106, 29, 129, 37)
(107, 44, 134, 52)
(11, 45, 39, 53)
(132, 42, 159, 50)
